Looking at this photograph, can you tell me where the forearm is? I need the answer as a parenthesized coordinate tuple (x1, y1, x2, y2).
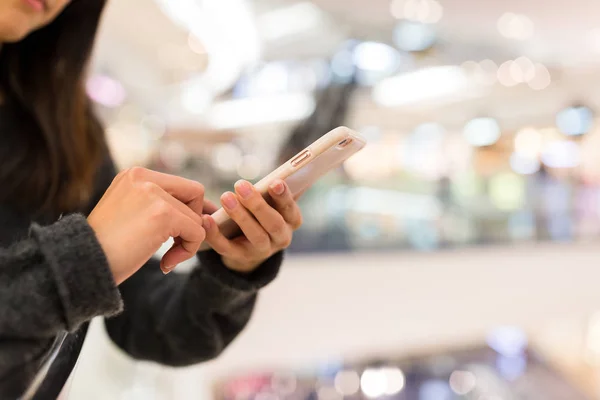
(104, 250, 283, 366)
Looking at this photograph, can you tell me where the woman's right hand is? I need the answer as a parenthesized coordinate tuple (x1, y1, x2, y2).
(87, 167, 206, 284)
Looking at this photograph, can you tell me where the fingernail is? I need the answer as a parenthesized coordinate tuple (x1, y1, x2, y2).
(203, 216, 212, 230)
(236, 180, 253, 199)
(270, 180, 285, 196)
(222, 192, 238, 209)
(162, 265, 175, 275)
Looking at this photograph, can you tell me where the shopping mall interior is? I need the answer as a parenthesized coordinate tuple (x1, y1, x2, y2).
(62, 0, 600, 398)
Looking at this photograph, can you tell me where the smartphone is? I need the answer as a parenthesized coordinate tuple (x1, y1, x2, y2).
(200, 126, 366, 249)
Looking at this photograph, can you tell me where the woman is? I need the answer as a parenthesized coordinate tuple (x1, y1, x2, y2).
(0, 0, 303, 398)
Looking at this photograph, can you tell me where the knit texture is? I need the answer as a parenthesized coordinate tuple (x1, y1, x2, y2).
(0, 154, 282, 399)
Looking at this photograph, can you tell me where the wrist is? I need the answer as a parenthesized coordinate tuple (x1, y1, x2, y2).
(220, 255, 265, 274)
(198, 250, 282, 291)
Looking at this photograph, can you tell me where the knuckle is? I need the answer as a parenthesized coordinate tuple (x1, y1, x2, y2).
(255, 233, 271, 249)
(280, 196, 296, 207)
(198, 227, 207, 242)
(126, 166, 147, 182)
(247, 197, 267, 214)
(193, 181, 205, 195)
(219, 247, 235, 258)
(292, 213, 303, 230)
(228, 207, 245, 221)
(140, 181, 159, 195)
(151, 199, 171, 221)
(116, 168, 129, 180)
(279, 233, 293, 248)
(270, 219, 287, 235)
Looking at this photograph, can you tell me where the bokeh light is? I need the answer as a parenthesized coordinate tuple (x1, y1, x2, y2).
(486, 326, 528, 357)
(448, 370, 476, 395)
(393, 20, 437, 52)
(86, 74, 126, 108)
(514, 127, 543, 157)
(528, 64, 551, 90)
(541, 140, 581, 168)
(360, 367, 405, 398)
(160, 141, 189, 170)
(237, 154, 263, 180)
(140, 115, 167, 141)
(390, 0, 443, 23)
(489, 173, 526, 211)
(556, 106, 594, 136)
(497, 60, 518, 87)
(212, 143, 243, 174)
(334, 370, 360, 396)
(497, 12, 534, 40)
(510, 152, 541, 175)
(381, 367, 406, 395)
(463, 117, 501, 147)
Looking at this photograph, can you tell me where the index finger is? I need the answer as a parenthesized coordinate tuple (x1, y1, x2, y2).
(161, 212, 207, 272)
(131, 167, 205, 216)
(203, 199, 220, 215)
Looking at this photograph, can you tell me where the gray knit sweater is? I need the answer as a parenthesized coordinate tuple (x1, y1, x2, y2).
(0, 156, 282, 399)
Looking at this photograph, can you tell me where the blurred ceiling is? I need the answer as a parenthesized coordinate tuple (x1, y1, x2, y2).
(90, 0, 600, 149)
(305, 0, 600, 61)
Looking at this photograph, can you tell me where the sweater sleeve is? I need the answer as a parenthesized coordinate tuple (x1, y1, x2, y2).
(0, 214, 123, 386)
(90, 155, 283, 366)
(103, 250, 282, 366)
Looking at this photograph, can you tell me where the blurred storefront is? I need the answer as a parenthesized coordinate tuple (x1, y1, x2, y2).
(91, 0, 600, 255)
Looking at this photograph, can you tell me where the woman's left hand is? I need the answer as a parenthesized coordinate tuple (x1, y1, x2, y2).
(202, 179, 303, 273)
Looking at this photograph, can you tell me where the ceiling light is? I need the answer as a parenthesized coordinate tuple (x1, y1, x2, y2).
(353, 42, 401, 73)
(373, 66, 472, 107)
(207, 93, 315, 130)
(258, 2, 323, 41)
(156, 0, 260, 95)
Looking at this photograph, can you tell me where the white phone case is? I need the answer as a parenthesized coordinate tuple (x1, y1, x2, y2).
(200, 126, 366, 250)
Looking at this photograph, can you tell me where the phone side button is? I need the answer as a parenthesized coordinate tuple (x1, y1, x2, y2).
(291, 149, 311, 167)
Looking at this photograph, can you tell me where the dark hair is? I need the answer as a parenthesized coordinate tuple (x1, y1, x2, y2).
(0, 0, 108, 215)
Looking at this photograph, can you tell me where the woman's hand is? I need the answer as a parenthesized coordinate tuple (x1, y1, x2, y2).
(87, 167, 206, 284)
(202, 179, 303, 273)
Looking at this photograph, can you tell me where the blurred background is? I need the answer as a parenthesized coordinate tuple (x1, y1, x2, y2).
(70, 0, 600, 398)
